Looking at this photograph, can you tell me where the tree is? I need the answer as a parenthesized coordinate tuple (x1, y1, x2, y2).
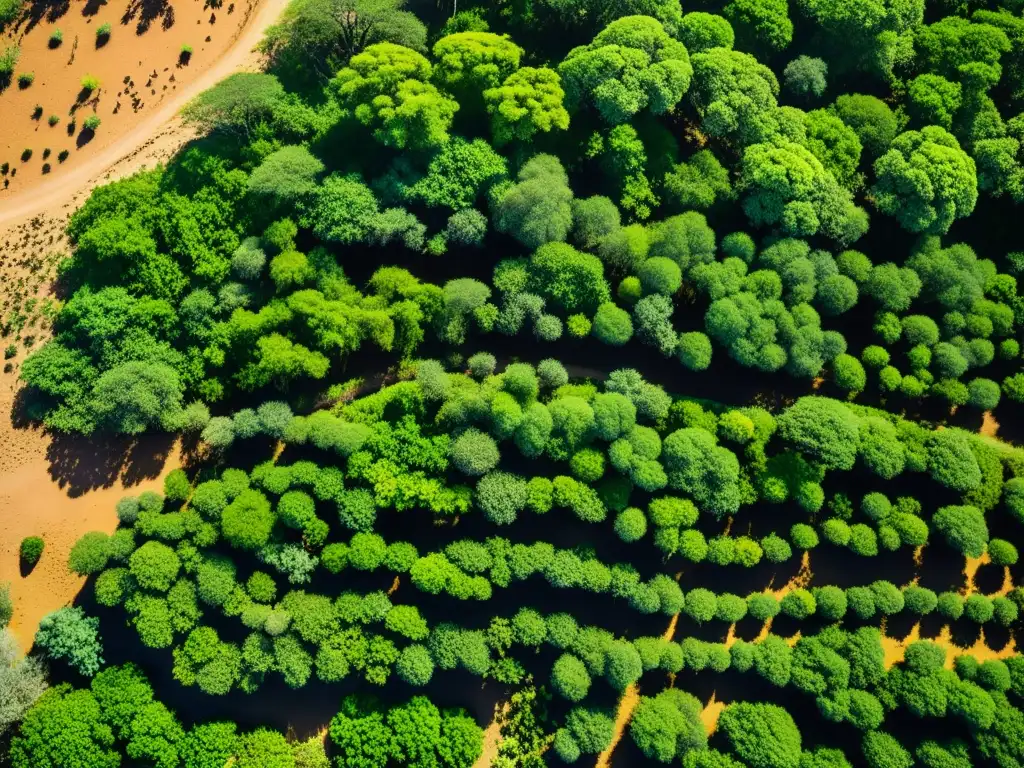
(927, 430, 982, 491)
(35, 607, 103, 676)
(333, 43, 458, 150)
(804, 109, 863, 190)
(180, 722, 239, 768)
(906, 75, 962, 130)
(126, 701, 184, 768)
(630, 689, 706, 762)
(679, 12, 735, 52)
(862, 732, 912, 768)
(9, 687, 119, 768)
(662, 428, 741, 516)
(777, 397, 860, 470)
(432, 32, 522, 101)
(90, 361, 184, 434)
(689, 47, 780, 146)
(330, 695, 392, 768)
(182, 73, 286, 136)
(222, 489, 276, 550)
(493, 154, 574, 249)
(449, 429, 500, 476)
(309, 173, 379, 244)
(438, 710, 483, 768)
(552, 654, 592, 701)
(260, 0, 426, 84)
(724, 0, 791, 53)
(236, 728, 295, 768)
(663, 150, 734, 211)
(718, 702, 801, 768)
(740, 137, 867, 244)
(248, 147, 324, 208)
(529, 243, 610, 314)
(69, 531, 111, 575)
(933, 505, 988, 557)
(476, 472, 529, 524)
(565, 707, 614, 754)
(406, 138, 508, 211)
(559, 16, 692, 124)
(0, 629, 48, 736)
(832, 94, 897, 157)
(129, 541, 181, 592)
(872, 127, 978, 235)
(484, 67, 570, 145)
(784, 56, 826, 100)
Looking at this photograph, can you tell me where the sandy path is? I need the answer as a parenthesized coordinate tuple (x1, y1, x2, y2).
(0, 0, 292, 229)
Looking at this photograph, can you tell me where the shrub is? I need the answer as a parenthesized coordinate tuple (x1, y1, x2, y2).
(614, 507, 647, 542)
(552, 654, 591, 701)
(129, 542, 181, 593)
(19, 536, 43, 568)
(718, 702, 802, 768)
(35, 606, 103, 676)
(933, 505, 988, 557)
(592, 303, 633, 346)
(69, 531, 110, 575)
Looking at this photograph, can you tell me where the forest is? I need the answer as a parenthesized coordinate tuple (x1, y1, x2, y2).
(4, 0, 1024, 764)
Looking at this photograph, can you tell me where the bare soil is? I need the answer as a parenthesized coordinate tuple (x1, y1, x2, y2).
(0, 0, 255, 203)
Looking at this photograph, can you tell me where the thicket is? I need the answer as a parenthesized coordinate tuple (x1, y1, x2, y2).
(8, 0, 1024, 764)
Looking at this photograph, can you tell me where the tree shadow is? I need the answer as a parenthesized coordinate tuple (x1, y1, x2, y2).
(121, 0, 173, 34)
(75, 127, 96, 148)
(42, 430, 176, 497)
(14, 0, 71, 34)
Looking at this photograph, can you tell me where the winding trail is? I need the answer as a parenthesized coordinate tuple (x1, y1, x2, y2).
(0, 0, 292, 230)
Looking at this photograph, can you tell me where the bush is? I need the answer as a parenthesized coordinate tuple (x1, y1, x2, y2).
(677, 332, 713, 371)
(19, 536, 43, 568)
(551, 654, 591, 701)
(718, 702, 802, 768)
(35, 606, 103, 676)
(69, 532, 110, 575)
(614, 507, 647, 542)
(129, 541, 181, 593)
(592, 303, 633, 346)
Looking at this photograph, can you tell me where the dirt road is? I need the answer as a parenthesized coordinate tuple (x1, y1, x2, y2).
(0, 0, 291, 230)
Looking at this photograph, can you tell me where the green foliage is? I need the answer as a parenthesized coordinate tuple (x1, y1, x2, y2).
(559, 17, 692, 124)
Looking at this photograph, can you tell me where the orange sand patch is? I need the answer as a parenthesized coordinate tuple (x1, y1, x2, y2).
(881, 622, 1016, 670)
(881, 620, 920, 669)
(766, 550, 813, 600)
(472, 705, 506, 768)
(595, 685, 640, 768)
(980, 411, 1000, 438)
(0, 0, 257, 201)
(700, 693, 726, 736)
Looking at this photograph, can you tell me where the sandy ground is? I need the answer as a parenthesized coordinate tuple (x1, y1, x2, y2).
(0, 0, 293, 228)
(472, 710, 505, 768)
(0, 0, 259, 207)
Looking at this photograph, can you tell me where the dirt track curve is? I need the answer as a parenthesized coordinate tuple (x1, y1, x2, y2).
(0, 0, 291, 230)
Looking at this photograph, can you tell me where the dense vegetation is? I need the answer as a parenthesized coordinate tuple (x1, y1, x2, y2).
(5, 0, 1024, 764)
